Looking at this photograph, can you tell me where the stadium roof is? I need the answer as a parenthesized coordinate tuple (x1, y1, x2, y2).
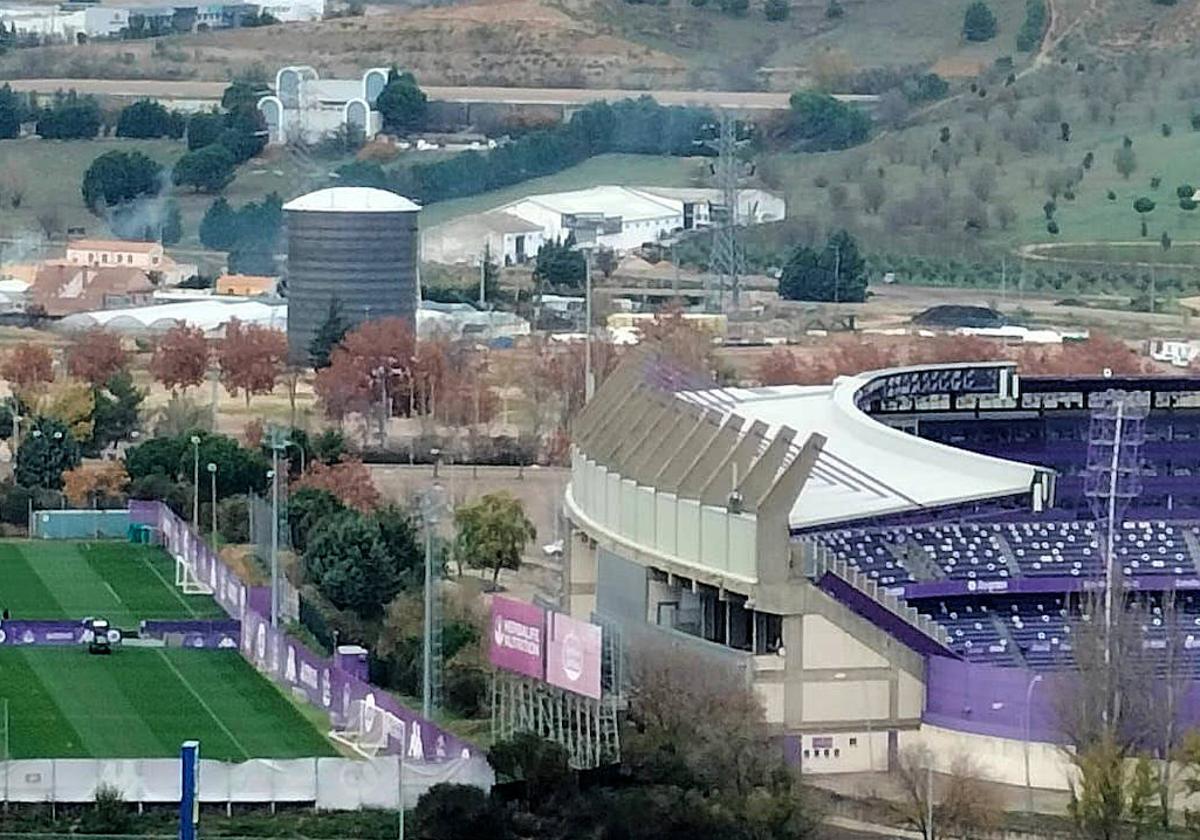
(283, 188, 420, 214)
(676, 369, 1045, 530)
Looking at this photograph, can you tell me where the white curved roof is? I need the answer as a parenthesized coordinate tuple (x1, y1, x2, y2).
(677, 366, 1045, 530)
(58, 298, 285, 334)
(283, 187, 420, 214)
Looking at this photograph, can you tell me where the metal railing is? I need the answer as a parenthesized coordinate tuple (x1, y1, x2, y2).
(803, 539, 954, 649)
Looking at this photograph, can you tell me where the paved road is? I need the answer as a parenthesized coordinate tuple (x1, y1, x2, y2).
(4, 79, 876, 111)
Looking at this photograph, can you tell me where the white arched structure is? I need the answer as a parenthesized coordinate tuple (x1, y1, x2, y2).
(257, 65, 384, 146)
(363, 67, 389, 105)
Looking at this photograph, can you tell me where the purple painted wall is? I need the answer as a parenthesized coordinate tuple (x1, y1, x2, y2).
(816, 573, 959, 659)
(129, 500, 475, 762)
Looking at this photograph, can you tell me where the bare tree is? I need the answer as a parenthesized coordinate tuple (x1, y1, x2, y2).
(860, 175, 887, 214)
(968, 164, 998, 203)
(894, 745, 1002, 840)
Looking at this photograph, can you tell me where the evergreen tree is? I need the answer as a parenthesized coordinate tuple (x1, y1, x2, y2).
(0, 83, 25, 139)
(963, 1, 997, 41)
(160, 200, 182, 246)
(308, 298, 350, 369)
(80, 151, 163, 213)
(376, 68, 428, 133)
(533, 238, 586, 291)
(778, 230, 867, 303)
(116, 100, 180, 139)
(199, 198, 238, 249)
(173, 144, 236, 193)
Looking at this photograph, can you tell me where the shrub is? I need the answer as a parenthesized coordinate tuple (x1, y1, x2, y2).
(765, 0, 790, 19)
(80, 783, 132, 835)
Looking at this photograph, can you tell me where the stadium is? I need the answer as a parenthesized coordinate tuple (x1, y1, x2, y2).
(563, 351, 1200, 792)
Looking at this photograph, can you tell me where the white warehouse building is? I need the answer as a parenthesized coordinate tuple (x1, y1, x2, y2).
(258, 66, 388, 146)
(426, 184, 787, 264)
(498, 186, 682, 254)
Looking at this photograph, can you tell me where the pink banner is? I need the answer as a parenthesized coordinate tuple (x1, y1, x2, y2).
(489, 596, 545, 680)
(545, 612, 602, 700)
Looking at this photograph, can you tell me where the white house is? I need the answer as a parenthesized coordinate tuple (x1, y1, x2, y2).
(499, 186, 683, 254)
(258, 66, 387, 146)
(422, 211, 545, 266)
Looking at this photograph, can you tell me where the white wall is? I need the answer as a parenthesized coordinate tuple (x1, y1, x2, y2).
(595, 214, 680, 253)
(84, 7, 129, 36)
(897, 724, 1074, 790)
(799, 730, 890, 773)
(801, 614, 889, 670)
(0, 8, 86, 39)
(262, 0, 325, 21)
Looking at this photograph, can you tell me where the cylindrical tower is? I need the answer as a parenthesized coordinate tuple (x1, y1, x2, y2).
(283, 187, 420, 364)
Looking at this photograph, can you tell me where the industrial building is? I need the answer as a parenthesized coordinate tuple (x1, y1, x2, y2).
(497, 187, 683, 254)
(0, 0, 321, 41)
(421, 212, 545, 267)
(258, 67, 388, 146)
(424, 185, 787, 265)
(283, 186, 420, 363)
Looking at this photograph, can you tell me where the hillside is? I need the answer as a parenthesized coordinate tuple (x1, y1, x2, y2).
(2, 0, 1042, 91)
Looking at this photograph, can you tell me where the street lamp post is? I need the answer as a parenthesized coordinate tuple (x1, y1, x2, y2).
(207, 463, 218, 542)
(421, 485, 446, 720)
(583, 248, 594, 402)
(1024, 673, 1043, 813)
(190, 435, 201, 531)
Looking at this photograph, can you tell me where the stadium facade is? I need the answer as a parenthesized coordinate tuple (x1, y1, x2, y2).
(563, 353, 1200, 790)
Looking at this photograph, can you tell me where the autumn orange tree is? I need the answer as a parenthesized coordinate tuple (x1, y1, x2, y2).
(291, 457, 381, 512)
(65, 329, 127, 386)
(149, 324, 209, 393)
(62, 461, 129, 507)
(1, 342, 54, 397)
(640, 306, 716, 377)
(1017, 333, 1154, 376)
(217, 319, 288, 408)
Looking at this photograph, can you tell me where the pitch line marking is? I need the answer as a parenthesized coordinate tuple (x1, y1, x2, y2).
(156, 649, 251, 761)
(137, 550, 200, 619)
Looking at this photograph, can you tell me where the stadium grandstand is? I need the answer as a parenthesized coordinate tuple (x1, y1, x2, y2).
(563, 351, 1200, 791)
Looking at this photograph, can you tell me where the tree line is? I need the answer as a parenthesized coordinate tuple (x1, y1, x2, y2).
(336, 96, 718, 205)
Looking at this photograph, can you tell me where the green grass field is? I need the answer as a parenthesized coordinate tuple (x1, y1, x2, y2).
(0, 541, 225, 626)
(420, 153, 709, 228)
(0, 647, 335, 759)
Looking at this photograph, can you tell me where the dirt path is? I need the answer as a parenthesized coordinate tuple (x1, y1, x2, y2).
(1017, 240, 1200, 272)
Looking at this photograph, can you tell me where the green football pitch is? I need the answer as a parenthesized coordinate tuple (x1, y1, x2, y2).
(0, 540, 225, 626)
(0, 647, 337, 759)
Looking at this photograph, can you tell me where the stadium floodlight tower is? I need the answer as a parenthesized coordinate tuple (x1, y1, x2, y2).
(1082, 388, 1148, 671)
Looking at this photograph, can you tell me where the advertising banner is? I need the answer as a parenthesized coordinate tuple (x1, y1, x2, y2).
(0, 620, 87, 646)
(545, 612, 602, 700)
(489, 596, 545, 680)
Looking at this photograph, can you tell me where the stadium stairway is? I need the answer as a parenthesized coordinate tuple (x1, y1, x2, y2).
(990, 612, 1029, 668)
(894, 540, 945, 581)
(1183, 527, 1200, 575)
(992, 531, 1023, 578)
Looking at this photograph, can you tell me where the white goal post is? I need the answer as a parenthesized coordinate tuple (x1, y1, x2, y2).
(329, 697, 397, 758)
(173, 549, 214, 596)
